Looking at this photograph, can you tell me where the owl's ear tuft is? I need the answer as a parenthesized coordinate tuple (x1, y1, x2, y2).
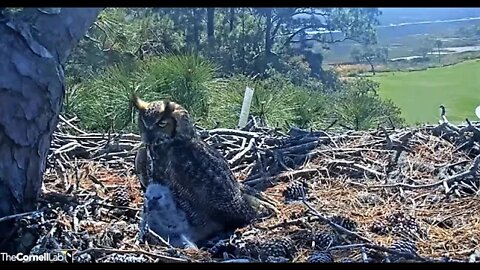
(131, 94, 150, 112)
(163, 100, 173, 115)
(165, 101, 189, 120)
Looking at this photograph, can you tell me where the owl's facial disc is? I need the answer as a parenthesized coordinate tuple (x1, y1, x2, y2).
(132, 95, 194, 145)
(135, 100, 177, 145)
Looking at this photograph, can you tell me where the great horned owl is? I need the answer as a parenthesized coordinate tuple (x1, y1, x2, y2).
(142, 183, 197, 248)
(132, 96, 276, 246)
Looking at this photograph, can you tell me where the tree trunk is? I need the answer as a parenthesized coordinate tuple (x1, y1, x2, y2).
(207, 8, 215, 40)
(264, 8, 273, 57)
(0, 8, 101, 252)
(207, 8, 215, 51)
(192, 8, 200, 49)
(366, 57, 375, 75)
(240, 8, 246, 72)
(229, 8, 235, 32)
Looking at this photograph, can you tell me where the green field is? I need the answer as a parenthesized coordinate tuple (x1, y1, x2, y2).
(372, 60, 480, 125)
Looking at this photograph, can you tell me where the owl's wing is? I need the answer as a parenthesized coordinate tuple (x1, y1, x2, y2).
(167, 139, 256, 224)
(134, 147, 149, 191)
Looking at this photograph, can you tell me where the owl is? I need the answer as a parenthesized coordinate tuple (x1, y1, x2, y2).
(131, 95, 276, 246)
(142, 183, 197, 248)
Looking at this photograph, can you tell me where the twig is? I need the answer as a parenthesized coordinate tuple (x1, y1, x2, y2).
(327, 159, 385, 178)
(208, 128, 259, 139)
(59, 115, 88, 134)
(229, 138, 255, 166)
(0, 210, 41, 223)
(243, 168, 321, 186)
(54, 141, 81, 154)
(265, 216, 321, 230)
(303, 201, 372, 243)
(93, 203, 141, 212)
(367, 154, 480, 190)
(221, 259, 251, 263)
(145, 228, 174, 249)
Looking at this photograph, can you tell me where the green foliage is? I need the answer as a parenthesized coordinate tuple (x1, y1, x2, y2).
(220, 75, 404, 132)
(69, 54, 221, 132)
(63, 8, 404, 133)
(68, 52, 404, 133)
(335, 79, 405, 130)
(210, 8, 266, 75)
(290, 89, 333, 130)
(206, 75, 300, 129)
(68, 62, 154, 132)
(66, 8, 184, 81)
(66, 8, 382, 89)
(204, 74, 334, 130)
(144, 53, 219, 119)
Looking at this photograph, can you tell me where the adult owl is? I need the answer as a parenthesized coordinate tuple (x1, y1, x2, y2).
(132, 96, 275, 247)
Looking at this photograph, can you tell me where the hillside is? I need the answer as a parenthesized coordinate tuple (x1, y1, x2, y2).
(372, 60, 480, 125)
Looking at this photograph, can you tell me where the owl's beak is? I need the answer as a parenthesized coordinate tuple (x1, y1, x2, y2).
(132, 95, 150, 112)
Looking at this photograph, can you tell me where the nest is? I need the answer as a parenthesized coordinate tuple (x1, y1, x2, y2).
(4, 116, 480, 263)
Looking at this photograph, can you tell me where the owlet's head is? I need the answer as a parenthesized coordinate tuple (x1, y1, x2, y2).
(131, 95, 196, 145)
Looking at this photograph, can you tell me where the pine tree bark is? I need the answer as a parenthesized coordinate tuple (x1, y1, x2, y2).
(207, 8, 215, 41)
(229, 8, 235, 32)
(0, 8, 101, 251)
(207, 8, 215, 52)
(192, 8, 201, 49)
(264, 8, 273, 57)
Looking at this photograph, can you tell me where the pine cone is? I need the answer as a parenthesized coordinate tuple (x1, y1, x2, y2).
(390, 238, 417, 257)
(228, 232, 258, 258)
(112, 186, 131, 207)
(283, 180, 309, 202)
(370, 220, 390, 235)
(259, 237, 296, 261)
(387, 212, 426, 240)
(330, 215, 358, 231)
(311, 231, 336, 250)
(307, 251, 334, 263)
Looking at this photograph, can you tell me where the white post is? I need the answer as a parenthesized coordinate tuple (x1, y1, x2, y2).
(238, 86, 255, 129)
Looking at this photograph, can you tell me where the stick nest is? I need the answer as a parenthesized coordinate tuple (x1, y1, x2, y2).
(5, 116, 480, 263)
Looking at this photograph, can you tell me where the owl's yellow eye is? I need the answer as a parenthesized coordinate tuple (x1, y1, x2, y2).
(158, 120, 168, 128)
